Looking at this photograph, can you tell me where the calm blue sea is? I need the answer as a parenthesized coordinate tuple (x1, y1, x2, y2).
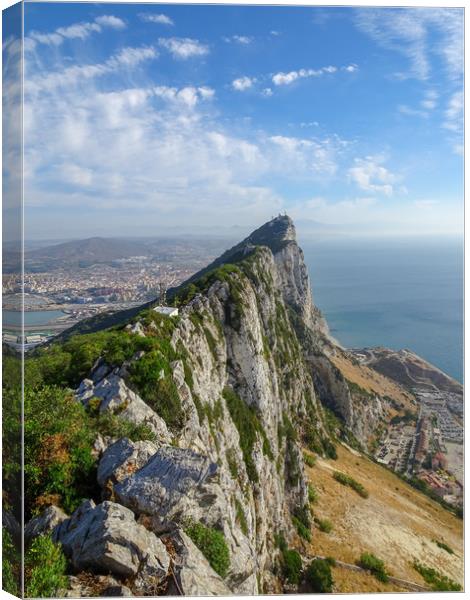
(301, 238, 463, 383)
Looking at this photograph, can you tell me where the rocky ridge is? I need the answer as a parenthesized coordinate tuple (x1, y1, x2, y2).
(24, 216, 428, 596)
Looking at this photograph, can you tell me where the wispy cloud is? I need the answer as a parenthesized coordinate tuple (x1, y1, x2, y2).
(139, 13, 174, 26)
(95, 15, 126, 29)
(158, 37, 209, 59)
(232, 76, 256, 91)
(27, 46, 157, 94)
(397, 104, 428, 118)
(442, 90, 463, 155)
(223, 35, 253, 44)
(152, 85, 214, 107)
(272, 64, 356, 86)
(354, 8, 463, 81)
(348, 156, 398, 196)
(27, 15, 126, 48)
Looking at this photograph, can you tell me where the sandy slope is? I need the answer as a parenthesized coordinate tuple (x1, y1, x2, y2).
(303, 444, 463, 592)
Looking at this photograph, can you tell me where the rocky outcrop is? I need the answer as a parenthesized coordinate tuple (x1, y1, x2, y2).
(114, 447, 220, 529)
(97, 438, 158, 488)
(63, 215, 408, 595)
(166, 529, 232, 596)
(54, 500, 170, 587)
(25, 505, 68, 543)
(76, 375, 171, 444)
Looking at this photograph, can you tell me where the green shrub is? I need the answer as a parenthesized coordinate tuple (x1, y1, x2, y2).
(315, 517, 333, 533)
(432, 539, 454, 554)
(358, 552, 389, 582)
(303, 452, 316, 468)
(333, 471, 369, 498)
(23, 382, 156, 519)
(185, 523, 230, 578)
(307, 484, 318, 504)
(24, 385, 98, 517)
(25, 534, 68, 598)
(128, 349, 183, 429)
(226, 448, 239, 479)
(292, 505, 312, 542)
(281, 548, 302, 585)
(304, 558, 333, 592)
(325, 556, 337, 567)
(223, 387, 272, 483)
(274, 532, 288, 552)
(234, 499, 249, 536)
(413, 561, 461, 591)
(322, 438, 338, 460)
(2, 528, 20, 596)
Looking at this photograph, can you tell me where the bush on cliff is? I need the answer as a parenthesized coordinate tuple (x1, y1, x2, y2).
(304, 558, 333, 592)
(185, 522, 230, 578)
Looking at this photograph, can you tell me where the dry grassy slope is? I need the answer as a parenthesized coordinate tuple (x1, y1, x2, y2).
(331, 350, 416, 415)
(303, 444, 463, 593)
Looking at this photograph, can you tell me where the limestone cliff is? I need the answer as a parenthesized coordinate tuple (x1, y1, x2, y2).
(23, 216, 419, 596)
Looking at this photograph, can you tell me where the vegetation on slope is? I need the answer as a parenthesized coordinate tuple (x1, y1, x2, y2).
(333, 471, 369, 498)
(413, 561, 461, 591)
(185, 522, 230, 578)
(358, 552, 389, 583)
(223, 387, 273, 483)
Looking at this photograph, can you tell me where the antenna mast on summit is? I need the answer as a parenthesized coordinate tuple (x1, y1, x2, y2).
(158, 282, 167, 306)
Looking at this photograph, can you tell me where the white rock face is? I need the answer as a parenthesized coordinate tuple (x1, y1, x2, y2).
(167, 529, 232, 596)
(76, 374, 171, 444)
(67, 216, 382, 594)
(54, 500, 170, 581)
(114, 447, 221, 529)
(97, 438, 158, 488)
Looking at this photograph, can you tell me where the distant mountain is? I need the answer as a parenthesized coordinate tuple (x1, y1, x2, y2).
(25, 237, 151, 270)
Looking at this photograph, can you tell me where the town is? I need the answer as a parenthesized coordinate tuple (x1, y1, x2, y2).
(375, 387, 463, 508)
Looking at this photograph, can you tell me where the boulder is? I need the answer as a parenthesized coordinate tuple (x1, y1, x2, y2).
(54, 500, 170, 581)
(125, 322, 145, 337)
(25, 505, 68, 543)
(2, 509, 21, 543)
(76, 375, 171, 444)
(63, 575, 132, 598)
(114, 447, 221, 531)
(97, 438, 157, 488)
(165, 529, 232, 596)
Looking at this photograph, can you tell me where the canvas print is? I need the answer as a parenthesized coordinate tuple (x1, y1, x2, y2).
(2, 2, 464, 597)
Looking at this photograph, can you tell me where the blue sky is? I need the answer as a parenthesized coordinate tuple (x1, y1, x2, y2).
(19, 2, 463, 239)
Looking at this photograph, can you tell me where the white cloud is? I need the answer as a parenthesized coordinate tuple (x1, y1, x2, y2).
(232, 76, 256, 91)
(443, 90, 463, 132)
(153, 85, 215, 108)
(159, 37, 209, 59)
(442, 90, 463, 155)
(27, 46, 157, 94)
(421, 89, 438, 110)
(27, 15, 126, 48)
(348, 156, 398, 196)
(94, 15, 126, 29)
(262, 88, 273, 97)
(268, 135, 342, 177)
(272, 64, 356, 86)
(397, 104, 428, 118)
(139, 13, 174, 26)
(354, 8, 463, 81)
(224, 35, 253, 44)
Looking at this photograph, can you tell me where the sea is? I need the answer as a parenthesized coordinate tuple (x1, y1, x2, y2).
(301, 237, 463, 383)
